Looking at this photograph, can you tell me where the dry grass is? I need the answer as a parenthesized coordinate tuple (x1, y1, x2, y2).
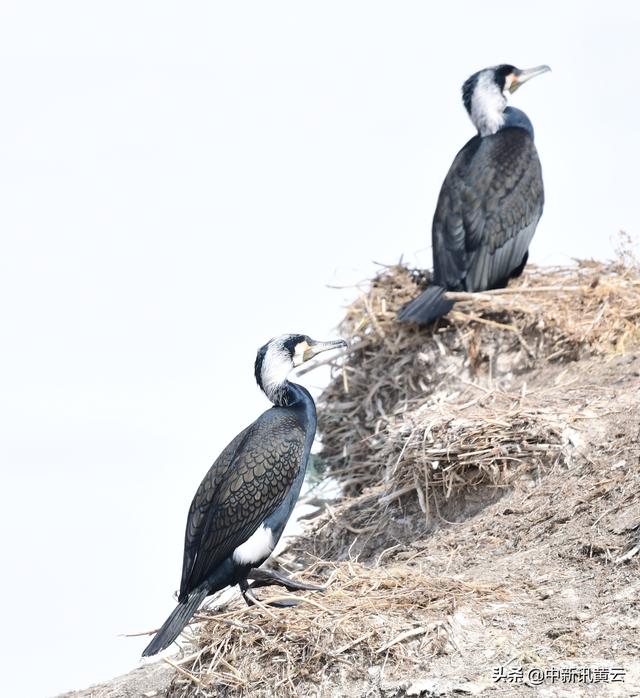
(167, 243, 640, 697)
(317, 248, 640, 511)
(166, 562, 504, 697)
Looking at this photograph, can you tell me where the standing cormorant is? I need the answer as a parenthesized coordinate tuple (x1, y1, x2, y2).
(398, 64, 550, 324)
(142, 334, 346, 657)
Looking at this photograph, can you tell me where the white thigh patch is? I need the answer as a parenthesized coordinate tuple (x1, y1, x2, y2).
(232, 524, 274, 565)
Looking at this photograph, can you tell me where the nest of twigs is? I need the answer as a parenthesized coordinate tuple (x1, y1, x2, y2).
(316, 252, 640, 515)
(166, 562, 504, 697)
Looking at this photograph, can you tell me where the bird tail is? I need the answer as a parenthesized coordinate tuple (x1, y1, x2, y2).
(142, 586, 209, 657)
(397, 285, 454, 324)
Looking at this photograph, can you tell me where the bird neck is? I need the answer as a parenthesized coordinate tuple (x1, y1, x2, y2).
(467, 73, 507, 137)
(263, 378, 308, 408)
(502, 107, 535, 139)
(470, 92, 506, 137)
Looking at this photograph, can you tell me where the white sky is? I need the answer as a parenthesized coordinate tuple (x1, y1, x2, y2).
(0, 2, 638, 696)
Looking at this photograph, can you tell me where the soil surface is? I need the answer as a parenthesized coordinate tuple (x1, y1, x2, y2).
(57, 663, 172, 698)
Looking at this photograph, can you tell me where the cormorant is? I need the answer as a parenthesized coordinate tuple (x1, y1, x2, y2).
(398, 64, 550, 324)
(142, 333, 346, 657)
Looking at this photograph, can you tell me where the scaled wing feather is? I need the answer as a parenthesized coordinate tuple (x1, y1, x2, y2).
(179, 411, 306, 598)
(432, 128, 544, 292)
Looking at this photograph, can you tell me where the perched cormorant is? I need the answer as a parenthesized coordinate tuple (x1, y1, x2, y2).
(398, 64, 550, 324)
(142, 334, 346, 657)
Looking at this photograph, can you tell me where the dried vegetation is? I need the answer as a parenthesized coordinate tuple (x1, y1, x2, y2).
(167, 563, 503, 697)
(165, 242, 640, 698)
(317, 249, 640, 522)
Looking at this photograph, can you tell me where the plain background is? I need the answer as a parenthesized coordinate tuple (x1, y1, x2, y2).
(1, 2, 638, 696)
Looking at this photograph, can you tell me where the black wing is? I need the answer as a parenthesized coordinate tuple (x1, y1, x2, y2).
(432, 128, 544, 292)
(178, 409, 306, 599)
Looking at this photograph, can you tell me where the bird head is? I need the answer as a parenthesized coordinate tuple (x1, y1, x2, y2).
(500, 64, 552, 94)
(462, 64, 550, 137)
(255, 334, 346, 401)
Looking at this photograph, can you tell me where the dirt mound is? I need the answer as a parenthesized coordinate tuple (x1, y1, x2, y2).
(158, 252, 640, 697)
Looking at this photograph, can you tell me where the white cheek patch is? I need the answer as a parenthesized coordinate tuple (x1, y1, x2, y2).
(262, 346, 291, 392)
(470, 71, 507, 137)
(232, 524, 275, 565)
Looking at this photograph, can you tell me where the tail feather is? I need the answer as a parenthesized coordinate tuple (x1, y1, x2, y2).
(397, 285, 454, 324)
(142, 586, 209, 657)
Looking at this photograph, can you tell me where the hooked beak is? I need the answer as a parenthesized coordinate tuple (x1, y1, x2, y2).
(302, 338, 347, 362)
(509, 64, 551, 93)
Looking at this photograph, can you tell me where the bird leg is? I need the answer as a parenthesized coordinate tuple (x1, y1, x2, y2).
(238, 578, 299, 608)
(247, 567, 323, 592)
(238, 578, 262, 607)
